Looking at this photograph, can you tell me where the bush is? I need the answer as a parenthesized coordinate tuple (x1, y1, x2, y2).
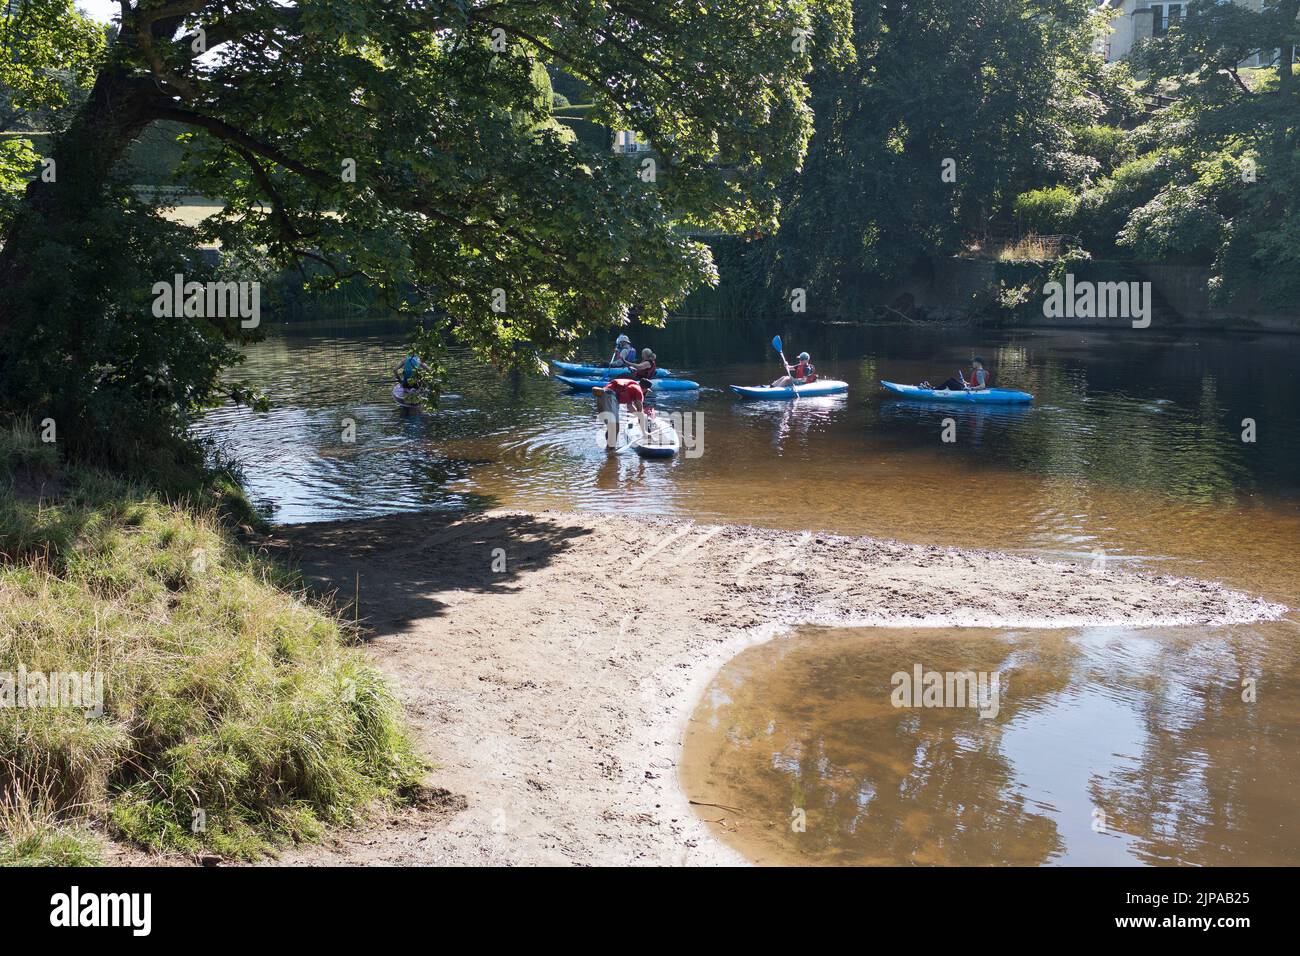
(1072, 125, 1131, 175)
(1072, 152, 1173, 253)
(1012, 186, 1078, 235)
(0, 183, 258, 477)
(1117, 183, 1225, 263)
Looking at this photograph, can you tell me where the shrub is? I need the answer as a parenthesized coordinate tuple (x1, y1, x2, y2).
(1012, 187, 1078, 235)
(1117, 183, 1225, 263)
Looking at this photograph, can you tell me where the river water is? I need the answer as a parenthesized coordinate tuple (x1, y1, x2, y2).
(197, 315, 1300, 866)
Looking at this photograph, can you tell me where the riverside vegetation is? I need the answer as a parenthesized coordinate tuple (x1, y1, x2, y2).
(0, 420, 422, 864)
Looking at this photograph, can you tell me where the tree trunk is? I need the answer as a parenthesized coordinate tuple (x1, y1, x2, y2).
(0, 63, 159, 330)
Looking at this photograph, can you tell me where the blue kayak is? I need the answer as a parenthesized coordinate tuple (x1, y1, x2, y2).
(555, 374, 700, 391)
(730, 379, 849, 400)
(880, 381, 1033, 404)
(552, 360, 670, 379)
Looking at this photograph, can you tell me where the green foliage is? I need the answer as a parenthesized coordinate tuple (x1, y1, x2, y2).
(764, 0, 1108, 316)
(1123, 0, 1300, 306)
(2, 0, 843, 465)
(1117, 182, 1225, 263)
(0, 182, 261, 475)
(0, 0, 104, 130)
(1013, 186, 1078, 235)
(1072, 152, 1175, 253)
(1072, 124, 1132, 176)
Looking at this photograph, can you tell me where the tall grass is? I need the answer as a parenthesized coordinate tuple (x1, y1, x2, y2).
(1, 428, 422, 863)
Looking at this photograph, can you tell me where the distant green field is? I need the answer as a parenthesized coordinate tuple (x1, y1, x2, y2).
(2, 122, 191, 187)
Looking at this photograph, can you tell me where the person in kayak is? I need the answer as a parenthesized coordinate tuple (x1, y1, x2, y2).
(772, 352, 816, 387)
(624, 348, 657, 381)
(921, 357, 989, 392)
(611, 334, 638, 368)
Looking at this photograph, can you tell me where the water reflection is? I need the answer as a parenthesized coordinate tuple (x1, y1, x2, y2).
(682, 621, 1300, 866)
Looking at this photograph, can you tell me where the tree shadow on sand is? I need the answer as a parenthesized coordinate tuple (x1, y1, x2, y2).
(258, 509, 593, 639)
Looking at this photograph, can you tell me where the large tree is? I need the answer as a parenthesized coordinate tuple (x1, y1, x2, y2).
(0, 0, 839, 465)
(762, 0, 1107, 316)
(1124, 0, 1300, 307)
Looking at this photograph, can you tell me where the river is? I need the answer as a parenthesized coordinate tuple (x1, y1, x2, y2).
(196, 315, 1300, 866)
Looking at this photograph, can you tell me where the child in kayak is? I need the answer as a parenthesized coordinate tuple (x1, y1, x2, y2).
(921, 357, 989, 392)
(772, 352, 816, 387)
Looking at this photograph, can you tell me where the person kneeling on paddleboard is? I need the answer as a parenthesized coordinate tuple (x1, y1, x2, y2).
(772, 352, 816, 387)
(920, 356, 989, 392)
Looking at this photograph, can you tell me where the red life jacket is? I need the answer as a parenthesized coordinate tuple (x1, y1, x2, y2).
(794, 360, 815, 381)
(634, 358, 657, 381)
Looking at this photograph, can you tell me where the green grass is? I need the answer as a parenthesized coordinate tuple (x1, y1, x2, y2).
(0, 426, 423, 863)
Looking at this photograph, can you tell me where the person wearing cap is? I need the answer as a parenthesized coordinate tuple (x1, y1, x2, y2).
(771, 351, 817, 387)
(612, 334, 637, 367)
(920, 357, 990, 392)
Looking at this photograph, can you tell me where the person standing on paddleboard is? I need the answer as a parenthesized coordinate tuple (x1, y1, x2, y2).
(393, 354, 425, 404)
(772, 351, 816, 387)
(920, 356, 990, 392)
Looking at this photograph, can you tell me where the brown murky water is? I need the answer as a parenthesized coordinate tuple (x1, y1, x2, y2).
(682, 620, 1300, 866)
(198, 316, 1300, 865)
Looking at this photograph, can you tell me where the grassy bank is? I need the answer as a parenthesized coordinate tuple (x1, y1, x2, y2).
(0, 421, 422, 865)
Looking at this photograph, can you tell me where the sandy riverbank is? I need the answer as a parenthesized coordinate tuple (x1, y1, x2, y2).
(249, 509, 1284, 866)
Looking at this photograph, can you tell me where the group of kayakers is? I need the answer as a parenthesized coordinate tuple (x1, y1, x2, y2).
(395, 335, 995, 412)
(600, 333, 659, 413)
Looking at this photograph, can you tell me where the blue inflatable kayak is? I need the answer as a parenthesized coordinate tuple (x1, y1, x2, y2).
(880, 381, 1033, 404)
(555, 374, 700, 391)
(552, 360, 670, 379)
(730, 379, 849, 400)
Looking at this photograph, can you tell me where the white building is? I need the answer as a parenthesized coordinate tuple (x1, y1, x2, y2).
(1097, 0, 1282, 65)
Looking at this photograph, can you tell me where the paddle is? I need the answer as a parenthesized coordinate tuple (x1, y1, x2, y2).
(773, 334, 798, 396)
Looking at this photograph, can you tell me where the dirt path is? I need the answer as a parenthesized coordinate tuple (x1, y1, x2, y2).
(256, 509, 1284, 866)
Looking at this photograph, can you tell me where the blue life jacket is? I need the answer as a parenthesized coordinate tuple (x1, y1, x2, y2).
(401, 356, 421, 387)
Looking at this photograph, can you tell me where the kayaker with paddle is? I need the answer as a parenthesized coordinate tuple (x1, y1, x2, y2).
(771, 351, 816, 387)
(611, 334, 638, 368)
(920, 357, 990, 392)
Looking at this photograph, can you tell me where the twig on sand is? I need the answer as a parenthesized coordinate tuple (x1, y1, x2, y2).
(690, 799, 744, 814)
